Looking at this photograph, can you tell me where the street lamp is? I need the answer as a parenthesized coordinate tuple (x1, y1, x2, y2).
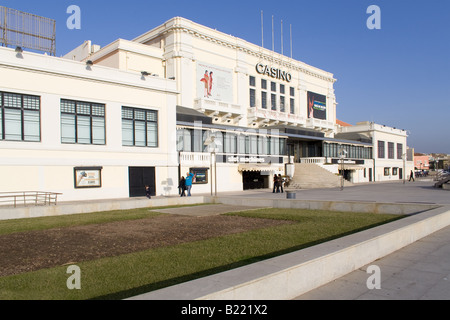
(204, 135, 222, 196)
(339, 147, 347, 191)
(402, 153, 407, 184)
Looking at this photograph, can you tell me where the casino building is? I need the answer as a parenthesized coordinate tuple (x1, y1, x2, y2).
(0, 16, 414, 202)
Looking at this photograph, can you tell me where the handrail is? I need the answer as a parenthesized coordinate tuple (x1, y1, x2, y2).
(0, 191, 62, 208)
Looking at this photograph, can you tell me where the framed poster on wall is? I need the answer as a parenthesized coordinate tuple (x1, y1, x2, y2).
(74, 167, 103, 189)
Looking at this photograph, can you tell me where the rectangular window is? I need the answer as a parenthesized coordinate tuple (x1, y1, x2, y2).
(122, 106, 158, 148)
(280, 96, 285, 113)
(290, 98, 295, 114)
(397, 143, 403, 160)
(271, 82, 277, 92)
(280, 84, 285, 95)
(61, 99, 105, 145)
(224, 132, 237, 154)
(378, 141, 385, 159)
(250, 88, 256, 108)
(261, 79, 267, 90)
(261, 92, 267, 109)
(0, 92, 41, 142)
(249, 76, 256, 87)
(271, 94, 277, 111)
(388, 142, 395, 159)
(384, 168, 390, 176)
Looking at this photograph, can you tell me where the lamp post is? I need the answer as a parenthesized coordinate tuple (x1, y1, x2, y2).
(204, 135, 221, 197)
(402, 153, 407, 184)
(339, 147, 347, 191)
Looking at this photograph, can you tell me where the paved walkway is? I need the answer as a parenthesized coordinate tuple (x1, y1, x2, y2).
(295, 225, 450, 300)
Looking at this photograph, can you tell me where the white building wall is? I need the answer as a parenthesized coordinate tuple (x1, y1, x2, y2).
(0, 47, 179, 202)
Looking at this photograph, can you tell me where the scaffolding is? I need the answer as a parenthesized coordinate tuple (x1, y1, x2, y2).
(0, 6, 56, 56)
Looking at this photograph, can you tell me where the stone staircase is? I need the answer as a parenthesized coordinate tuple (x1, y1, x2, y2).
(286, 163, 352, 190)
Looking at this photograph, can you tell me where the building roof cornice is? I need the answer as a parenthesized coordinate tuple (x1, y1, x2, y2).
(134, 17, 337, 84)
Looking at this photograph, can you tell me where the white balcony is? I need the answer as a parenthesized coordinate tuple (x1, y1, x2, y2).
(194, 98, 243, 125)
(247, 107, 305, 128)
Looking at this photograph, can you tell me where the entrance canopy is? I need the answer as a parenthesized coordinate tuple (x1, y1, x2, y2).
(238, 164, 284, 172)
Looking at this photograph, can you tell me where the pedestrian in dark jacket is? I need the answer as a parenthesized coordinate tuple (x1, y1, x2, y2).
(179, 176, 186, 197)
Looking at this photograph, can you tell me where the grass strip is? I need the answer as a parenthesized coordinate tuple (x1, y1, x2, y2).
(0, 208, 404, 300)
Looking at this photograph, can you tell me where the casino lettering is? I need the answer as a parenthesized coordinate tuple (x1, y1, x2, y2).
(256, 63, 292, 83)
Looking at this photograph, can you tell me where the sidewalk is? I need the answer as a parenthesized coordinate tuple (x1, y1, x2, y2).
(296, 225, 450, 300)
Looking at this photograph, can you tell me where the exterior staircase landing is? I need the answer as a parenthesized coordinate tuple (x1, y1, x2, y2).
(286, 163, 352, 190)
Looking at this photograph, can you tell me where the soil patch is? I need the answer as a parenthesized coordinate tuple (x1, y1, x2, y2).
(0, 214, 291, 277)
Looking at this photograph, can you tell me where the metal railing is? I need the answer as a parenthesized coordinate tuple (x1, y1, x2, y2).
(0, 191, 62, 208)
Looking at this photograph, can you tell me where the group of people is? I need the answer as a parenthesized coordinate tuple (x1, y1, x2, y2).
(273, 174, 285, 193)
(178, 172, 195, 197)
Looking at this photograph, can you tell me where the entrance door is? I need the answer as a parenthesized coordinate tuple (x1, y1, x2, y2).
(369, 168, 373, 182)
(129, 167, 156, 197)
(242, 171, 267, 190)
(399, 168, 403, 180)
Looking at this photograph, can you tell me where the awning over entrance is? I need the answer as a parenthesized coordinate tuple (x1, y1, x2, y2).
(343, 165, 365, 171)
(238, 164, 284, 172)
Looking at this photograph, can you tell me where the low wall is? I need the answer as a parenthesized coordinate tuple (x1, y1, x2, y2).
(131, 205, 450, 300)
(208, 196, 439, 215)
(0, 196, 207, 221)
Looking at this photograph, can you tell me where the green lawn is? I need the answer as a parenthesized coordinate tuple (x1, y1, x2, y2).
(0, 207, 404, 300)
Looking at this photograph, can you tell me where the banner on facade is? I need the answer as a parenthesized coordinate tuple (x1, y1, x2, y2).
(307, 92, 327, 120)
(197, 62, 233, 103)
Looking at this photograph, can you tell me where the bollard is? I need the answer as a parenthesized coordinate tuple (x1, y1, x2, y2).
(286, 191, 296, 200)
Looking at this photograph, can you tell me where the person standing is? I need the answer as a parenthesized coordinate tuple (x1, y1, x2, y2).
(185, 172, 194, 196)
(278, 174, 284, 193)
(145, 185, 151, 199)
(178, 176, 186, 197)
(409, 170, 415, 182)
(273, 174, 279, 193)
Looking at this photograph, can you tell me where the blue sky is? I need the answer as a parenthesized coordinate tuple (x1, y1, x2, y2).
(3, 0, 450, 154)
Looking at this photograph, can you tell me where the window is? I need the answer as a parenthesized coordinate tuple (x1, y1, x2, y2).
(290, 87, 295, 114)
(122, 106, 158, 148)
(261, 92, 267, 109)
(271, 82, 277, 92)
(384, 167, 390, 176)
(249, 77, 256, 108)
(378, 141, 385, 159)
(397, 143, 403, 160)
(224, 132, 237, 154)
(249, 76, 256, 87)
(250, 88, 256, 108)
(261, 79, 267, 90)
(61, 99, 105, 145)
(271, 94, 277, 111)
(1, 91, 40, 142)
(280, 96, 285, 113)
(388, 142, 395, 159)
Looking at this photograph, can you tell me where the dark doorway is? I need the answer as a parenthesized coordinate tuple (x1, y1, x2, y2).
(129, 167, 156, 197)
(242, 171, 268, 190)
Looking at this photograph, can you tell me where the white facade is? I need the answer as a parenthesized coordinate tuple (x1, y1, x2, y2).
(0, 16, 415, 202)
(338, 122, 414, 182)
(0, 46, 179, 202)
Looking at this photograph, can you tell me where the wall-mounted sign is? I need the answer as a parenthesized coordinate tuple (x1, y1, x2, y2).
(190, 168, 209, 185)
(217, 155, 284, 164)
(74, 167, 102, 188)
(307, 91, 327, 120)
(256, 63, 292, 83)
(197, 62, 233, 102)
